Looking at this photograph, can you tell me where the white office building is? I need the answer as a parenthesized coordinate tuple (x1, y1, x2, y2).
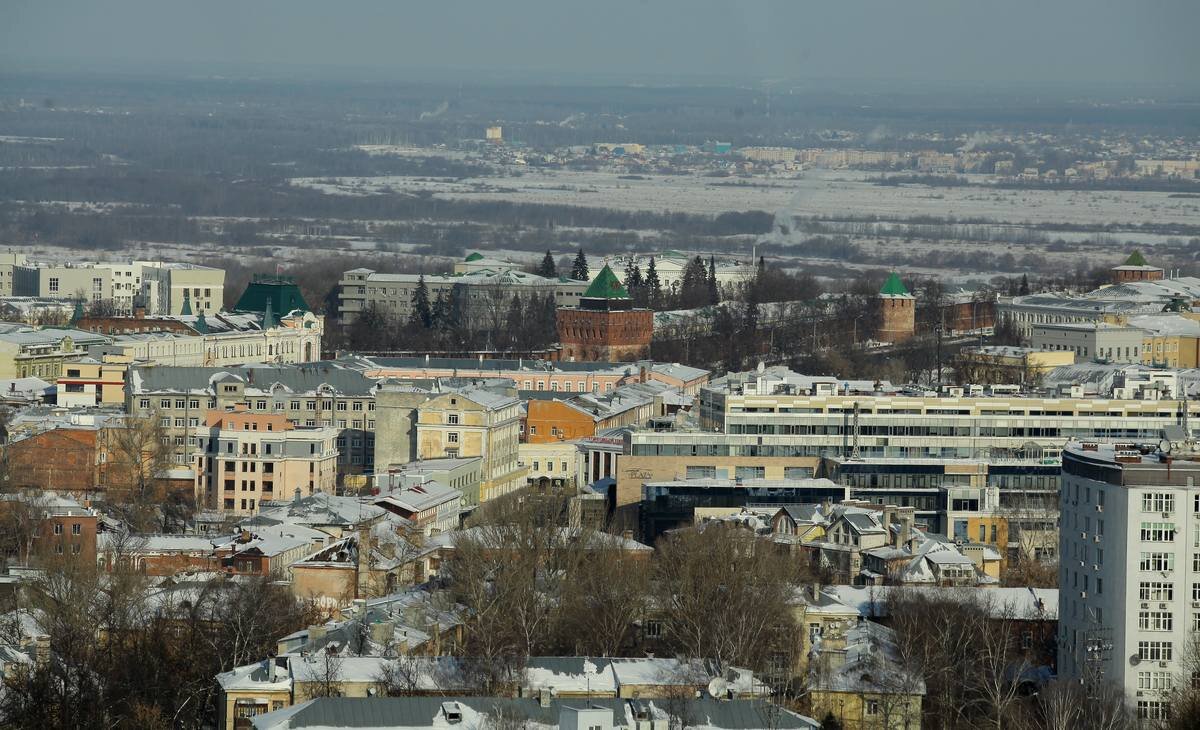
(1058, 439, 1200, 721)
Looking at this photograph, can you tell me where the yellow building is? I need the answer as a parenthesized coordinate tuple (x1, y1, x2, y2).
(0, 326, 111, 380)
(956, 346, 1074, 383)
(808, 621, 924, 730)
(416, 387, 527, 503)
(55, 355, 128, 407)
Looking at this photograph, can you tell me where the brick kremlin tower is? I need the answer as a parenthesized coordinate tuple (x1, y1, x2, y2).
(556, 264, 653, 362)
(877, 271, 915, 343)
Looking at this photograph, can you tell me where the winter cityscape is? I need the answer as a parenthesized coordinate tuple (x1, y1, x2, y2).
(0, 2, 1199, 729)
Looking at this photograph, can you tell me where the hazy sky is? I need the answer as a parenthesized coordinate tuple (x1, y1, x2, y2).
(5, 0, 1199, 88)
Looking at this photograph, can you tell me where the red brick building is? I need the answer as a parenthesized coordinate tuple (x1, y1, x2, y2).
(1110, 249, 1164, 285)
(0, 493, 99, 565)
(876, 272, 915, 343)
(556, 265, 653, 362)
(4, 428, 109, 495)
(939, 295, 996, 334)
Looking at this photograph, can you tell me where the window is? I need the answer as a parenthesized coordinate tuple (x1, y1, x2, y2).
(865, 700, 880, 716)
(139, 398, 150, 409)
(1139, 641, 1173, 662)
(1141, 522, 1177, 542)
(1138, 611, 1173, 632)
(53, 523, 63, 535)
(735, 466, 765, 480)
(645, 620, 663, 638)
(1138, 672, 1175, 692)
(686, 465, 717, 479)
(49, 277, 59, 293)
(1143, 493, 1176, 513)
(1137, 701, 1169, 721)
(71, 523, 81, 536)
(447, 413, 460, 425)
(1140, 552, 1175, 571)
(1140, 582, 1174, 601)
(784, 466, 814, 479)
(448, 432, 459, 444)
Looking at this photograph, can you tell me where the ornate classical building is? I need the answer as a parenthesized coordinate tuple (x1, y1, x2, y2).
(876, 272, 915, 343)
(556, 265, 653, 362)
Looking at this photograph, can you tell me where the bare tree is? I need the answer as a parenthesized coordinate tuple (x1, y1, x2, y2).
(106, 413, 175, 532)
(653, 524, 800, 675)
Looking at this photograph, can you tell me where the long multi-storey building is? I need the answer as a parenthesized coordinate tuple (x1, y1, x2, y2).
(352, 356, 709, 396)
(126, 363, 379, 472)
(617, 366, 1200, 551)
(336, 266, 588, 330)
(1058, 440, 1200, 721)
(11, 259, 224, 315)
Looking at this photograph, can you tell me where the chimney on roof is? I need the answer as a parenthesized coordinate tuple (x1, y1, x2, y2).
(538, 688, 553, 708)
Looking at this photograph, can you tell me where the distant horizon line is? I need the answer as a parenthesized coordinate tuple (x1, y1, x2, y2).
(2, 55, 1198, 99)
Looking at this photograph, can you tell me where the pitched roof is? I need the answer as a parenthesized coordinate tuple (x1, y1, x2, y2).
(879, 272, 911, 297)
(583, 264, 630, 299)
(1125, 250, 1149, 266)
(234, 276, 310, 315)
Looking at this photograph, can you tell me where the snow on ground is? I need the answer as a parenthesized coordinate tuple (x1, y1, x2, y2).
(290, 168, 1200, 229)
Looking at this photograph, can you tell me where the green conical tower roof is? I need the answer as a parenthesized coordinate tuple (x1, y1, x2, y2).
(879, 272, 911, 297)
(1124, 250, 1149, 267)
(262, 297, 277, 329)
(193, 311, 208, 334)
(179, 290, 193, 316)
(583, 264, 630, 299)
(70, 298, 84, 325)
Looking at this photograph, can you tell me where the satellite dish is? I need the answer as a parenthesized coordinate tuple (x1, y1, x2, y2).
(1159, 439, 1173, 454)
(707, 677, 730, 699)
(1130, 654, 1142, 667)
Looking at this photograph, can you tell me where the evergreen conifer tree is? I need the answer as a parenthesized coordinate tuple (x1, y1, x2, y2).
(570, 250, 590, 281)
(410, 275, 432, 328)
(537, 250, 557, 278)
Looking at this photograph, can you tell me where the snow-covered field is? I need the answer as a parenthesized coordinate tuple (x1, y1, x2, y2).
(290, 168, 1200, 229)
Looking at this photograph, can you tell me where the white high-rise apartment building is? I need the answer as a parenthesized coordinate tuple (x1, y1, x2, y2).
(1059, 439, 1200, 723)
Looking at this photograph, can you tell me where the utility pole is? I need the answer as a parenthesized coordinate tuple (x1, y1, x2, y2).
(936, 324, 943, 388)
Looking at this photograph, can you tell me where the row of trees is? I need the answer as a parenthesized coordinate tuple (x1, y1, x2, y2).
(443, 495, 807, 696)
(0, 550, 314, 729)
(335, 281, 561, 354)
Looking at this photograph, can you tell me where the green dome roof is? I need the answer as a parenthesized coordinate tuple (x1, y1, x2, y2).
(464, 252, 484, 262)
(583, 264, 630, 299)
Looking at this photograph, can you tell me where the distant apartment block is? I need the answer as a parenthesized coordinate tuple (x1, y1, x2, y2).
(12, 260, 224, 315)
(336, 263, 588, 330)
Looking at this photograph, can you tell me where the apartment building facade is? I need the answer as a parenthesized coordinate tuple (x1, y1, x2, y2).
(1057, 441, 1200, 721)
(127, 364, 379, 471)
(415, 387, 527, 503)
(193, 406, 338, 516)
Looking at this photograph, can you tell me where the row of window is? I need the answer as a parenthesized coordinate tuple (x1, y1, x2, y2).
(1139, 552, 1200, 572)
(1137, 581, 1200, 602)
(141, 397, 374, 412)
